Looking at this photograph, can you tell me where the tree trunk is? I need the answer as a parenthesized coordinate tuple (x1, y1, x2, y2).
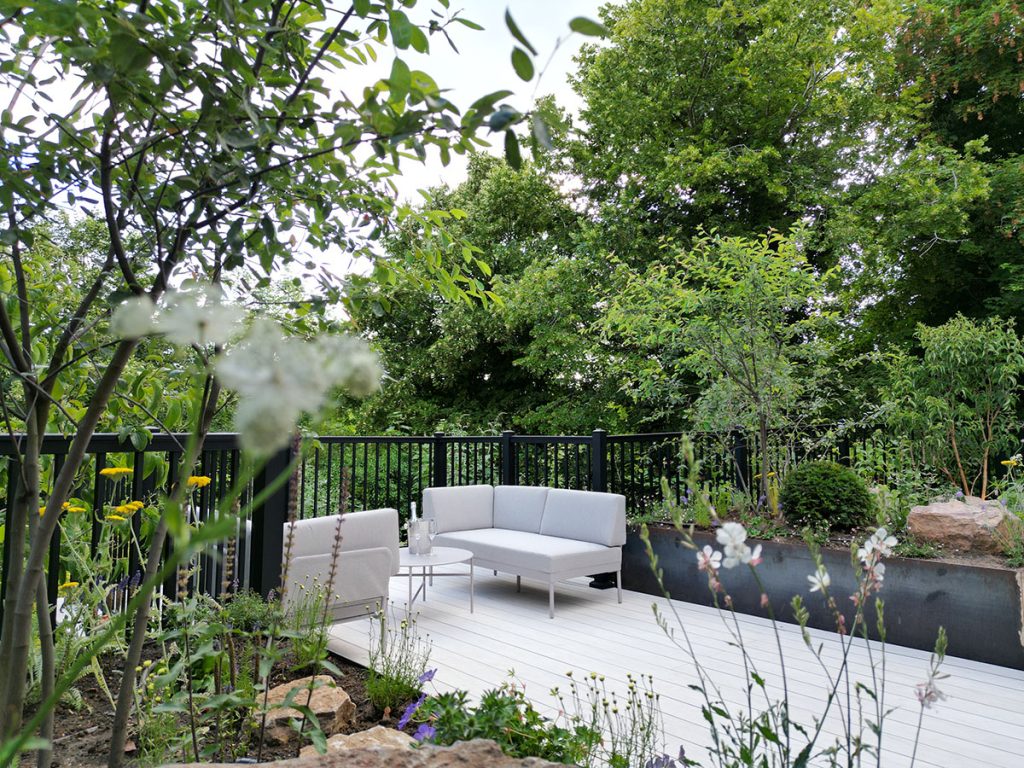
(0, 340, 138, 739)
(0, 415, 43, 735)
(107, 379, 221, 768)
(35, 578, 54, 768)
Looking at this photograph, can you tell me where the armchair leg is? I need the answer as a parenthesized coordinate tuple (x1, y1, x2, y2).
(616, 569, 622, 604)
(516, 575, 521, 593)
(548, 580, 555, 619)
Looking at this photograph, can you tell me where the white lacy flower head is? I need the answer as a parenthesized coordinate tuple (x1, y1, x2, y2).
(716, 522, 746, 550)
(155, 284, 246, 347)
(215, 319, 382, 454)
(110, 295, 158, 339)
(807, 565, 830, 593)
(696, 545, 722, 572)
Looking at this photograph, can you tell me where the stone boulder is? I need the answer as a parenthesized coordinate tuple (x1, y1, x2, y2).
(907, 496, 1012, 554)
(298, 725, 415, 758)
(264, 675, 355, 744)
(163, 738, 563, 768)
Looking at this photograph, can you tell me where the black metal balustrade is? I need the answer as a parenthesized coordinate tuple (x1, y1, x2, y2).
(0, 425, 913, 619)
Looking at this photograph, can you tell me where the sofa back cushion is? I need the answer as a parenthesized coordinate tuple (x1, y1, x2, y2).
(493, 485, 549, 533)
(539, 488, 627, 547)
(423, 485, 494, 532)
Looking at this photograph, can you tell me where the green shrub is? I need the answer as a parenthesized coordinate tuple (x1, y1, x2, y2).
(780, 461, 873, 532)
(421, 684, 598, 764)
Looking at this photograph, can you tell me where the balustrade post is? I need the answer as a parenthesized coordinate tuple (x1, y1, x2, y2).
(432, 432, 447, 488)
(250, 443, 292, 597)
(730, 426, 750, 494)
(588, 429, 615, 590)
(501, 430, 516, 486)
(590, 429, 608, 493)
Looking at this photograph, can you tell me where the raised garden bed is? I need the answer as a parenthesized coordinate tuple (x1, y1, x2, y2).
(621, 524, 1024, 670)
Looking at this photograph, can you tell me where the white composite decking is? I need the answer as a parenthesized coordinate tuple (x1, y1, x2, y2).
(328, 567, 1024, 768)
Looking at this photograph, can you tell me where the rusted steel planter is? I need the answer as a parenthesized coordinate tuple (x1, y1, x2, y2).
(622, 525, 1024, 670)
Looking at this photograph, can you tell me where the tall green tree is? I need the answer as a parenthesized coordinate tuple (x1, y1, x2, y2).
(831, 0, 1024, 344)
(354, 155, 631, 434)
(0, 0, 572, 759)
(605, 231, 836, 493)
(569, 0, 902, 265)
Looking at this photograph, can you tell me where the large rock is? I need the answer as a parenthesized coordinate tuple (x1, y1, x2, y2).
(264, 675, 355, 744)
(299, 725, 415, 758)
(907, 497, 1012, 553)
(163, 738, 563, 767)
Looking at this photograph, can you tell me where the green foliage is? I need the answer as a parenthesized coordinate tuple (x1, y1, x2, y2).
(606, 231, 835, 491)
(422, 682, 598, 764)
(570, 0, 901, 261)
(780, 460, 873, 533)
(366, 611, 432, 712)
(283, 582, 331, 672)
(354, 156, 629, 434)
(881, 315, 1024, 499)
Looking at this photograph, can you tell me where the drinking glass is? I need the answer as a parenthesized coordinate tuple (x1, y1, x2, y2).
(427, 519, 438, 553)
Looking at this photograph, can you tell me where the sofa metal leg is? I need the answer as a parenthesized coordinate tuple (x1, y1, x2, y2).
(516, 575, 521, 592)
(616, 570, 622, 604)
(493, 570, 498, 576)
(549, 581, 555, 619)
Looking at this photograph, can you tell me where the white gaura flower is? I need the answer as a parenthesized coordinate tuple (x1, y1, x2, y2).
(858, 526, 899, 564)
(716, 522, 747, 549)
(696, 545, 722, 572)
(110, 295, 157, 339)
(807, 566, 831, 593)
(155, 284, 246, 347)
(915, 679, 947, 709)
(716, 522, 761, 568)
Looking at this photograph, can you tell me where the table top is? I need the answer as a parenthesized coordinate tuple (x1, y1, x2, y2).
(398, 546, 473, 568)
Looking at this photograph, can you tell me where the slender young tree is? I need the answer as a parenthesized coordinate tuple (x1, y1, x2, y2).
(0, 0, 589, 757)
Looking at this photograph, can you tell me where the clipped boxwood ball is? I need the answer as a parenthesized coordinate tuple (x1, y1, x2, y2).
(780, 460, 872, 532)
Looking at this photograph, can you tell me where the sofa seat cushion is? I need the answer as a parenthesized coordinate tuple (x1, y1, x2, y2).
(433, 528, 620, 575)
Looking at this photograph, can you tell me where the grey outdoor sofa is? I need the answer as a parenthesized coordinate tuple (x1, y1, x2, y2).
(423, 485, 626, 618)
(280, 508, 400, 622)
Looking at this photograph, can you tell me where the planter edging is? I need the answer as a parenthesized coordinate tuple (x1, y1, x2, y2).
(622, 525, 1024, 670)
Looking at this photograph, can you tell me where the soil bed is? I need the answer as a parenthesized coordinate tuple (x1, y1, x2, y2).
(26, 644, 387, 768)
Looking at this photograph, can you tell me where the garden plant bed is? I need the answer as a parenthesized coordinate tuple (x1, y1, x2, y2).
(622, 524, 1024, 670)
(29, 646, 386, 768)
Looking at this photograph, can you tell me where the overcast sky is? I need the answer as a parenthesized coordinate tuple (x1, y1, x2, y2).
(379, 0, 606, 200)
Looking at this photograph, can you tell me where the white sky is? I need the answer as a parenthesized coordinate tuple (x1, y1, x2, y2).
(379, 0, 604, 200)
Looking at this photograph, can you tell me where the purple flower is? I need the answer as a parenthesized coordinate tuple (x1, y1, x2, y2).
(413, 723, 436, 742)
(418, 668, 437, 684)
(397, 693, 426, 730)
(954, 490, 964, 499)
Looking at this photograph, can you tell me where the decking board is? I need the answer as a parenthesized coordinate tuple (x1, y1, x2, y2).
(329, 568, 1024, 768)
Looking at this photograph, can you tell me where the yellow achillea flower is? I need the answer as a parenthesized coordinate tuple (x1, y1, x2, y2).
(38, 506, 46, 516)
(105, 514, 127, 522)
(127, 501, 144, 511)
(1001, 459, 1019, 467)
(58, 580, 79, 591)
(65, 506, 87, 514)
(187, 476, 212, 488)
(100, 467, 134, 478)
